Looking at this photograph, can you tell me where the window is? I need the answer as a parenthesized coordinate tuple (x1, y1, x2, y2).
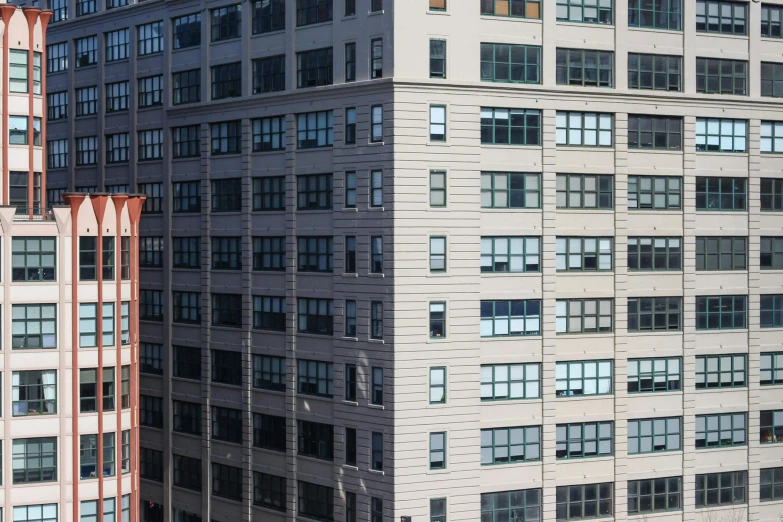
(76, 0, 95, 15)
(345, 43, 356, 82)
(556, 174, 613, 209)
(297, 110, 333, 148)
(341, 173, 357, 209)
(481, 172, 540, 208)
(297, 359, 333, 397)
(556, 48, 613, 87)
(138, 183, 163, 213)
(481, 300, 541, 337)
(212, 293, 242, 327)
(297, 174, 332, 209)
(556, 237, 612, 271)
(76, 136, 97, 166)
(140, 395, 163, 428)
(173, 13, 201, 49)
(105, 133, 129, 164)
(426, 170, 447, 208)
(628, 115, 682, 150)
(173, 181, 201, 214)
(370, 236, 383, 273)
(138, 129, 163, 161)
(481, 237, 540, 273)
(367, 171, 382, 207)
(481, 426, 541, 464)
(12, 504, 58, 522)
(173, 454, 201, 491)
(211, 62, 242, 99)
(481, 363, 540, 401)
(254, 412, 286, 451)
(761, 467, 783, 501)
(137, 75, 162, 108)
(139, 290, 163, 321)
(12, 370, 57, 416)
(371, 432, 383, 470)
(13, 438, 57, 484)
(8, 117, 27, 146)
(212, 462, 242, 501)
(47, 139, 68, 169)
(696, 295, 747, 330)
(696, 413, 746, 448)
(343, 364, 357, 401)
(12, 304, 56, 349)
(296, 0, 333, 26)
(696, 0, 746, 34)
(297, 237, 333, 272)
(345, 237, 357, 273)
(762, 352, 783, 386)
(556, 112, 612, 146)
(696, 118, 747, 152)
(174, 345, 201, 380)
(628, 477, 682, 514)
(172, 69, 200, 105)
(424, 367, 446, 404)
(211, 237, 242, 271)
(212, 405, 242, 443)
(627, 297, 682, 332)
(762, 121, 783, 154)
(47, 91, 68, 120)
(483, 108, 541, 148)
(370, 303, 384, 340)
(556, 299, 612, 334)
(695, 177, 747, 211)
(426, 237, 447, 272)
(79, 237, 97, 280)
(254, 472, 286, 512)
(51, 0, 68, 21)
(696, 58, 747, 95)
(481, 0, 541, 18)
(556, 422, 613, 459)
(628, 358, 681, 393)
(430, 0, 445, 10)
(121, 495, 130, 520)
(47, 188, 66, 206)
(628, 53, 682, 91)
(173, 400, 201, 435)
(628, 175, 681, 210)
(298, 481, 334, 521)
(121, 367, 130, 408)
(429, 39, 446, 78)
(371, 366, 384, 403)
(253, 296, 286, 331)
(556, 360, 612, 397)
(253, 237, 286, 271)
(75, 36, 97, 68)
(696, 237, 747, 271)
(430, 302, 446, 338)
(173, 237, 200, 269)
(250, 56, 286, 97)
(77, 436, 99, 479)
(47, 42, 68, 74)
(211, 178, 242, 211)
(481, 490, 541, 522)
(556, 483, 613, 520)
(344, 108, 357, 146)
(137, 22, 163, 55)
(369, 107, 384, 144)
(628, 417, 681, 454)
(762, 178, 783, 210)
(253, 0, 285, 33)
(297, 47, 333, 88)
(556, 0, 611, 23)
(628, 238, 681, 271)
(426, 105, 448, 143)
(371, 38, 383, 79)
(172, 291, 201, 324)
(139, 500, 163, 522)
(105, 29, 128, 62)
(140, 343, 163, 374)
(695, 471, 747, 508)
(628, 0, 682, 29)
(429, 432, 447, 470)
(762, 295, 783, 328)
(253, 355, 285, 391)
(210, 121, 243, 156)
(298, 419, 333, 460)
(211, 349, 241, 385)
(211, 5, 241, 41)
(12, 237, 56, 282)
(762, 62, 783, 98)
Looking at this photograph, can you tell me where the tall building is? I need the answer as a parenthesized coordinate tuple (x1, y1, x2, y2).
(0, 3, 147, 522)
(38, 0, 783, 521)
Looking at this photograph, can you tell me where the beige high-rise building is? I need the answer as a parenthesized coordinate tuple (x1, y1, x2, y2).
(36, 0, 783, 521)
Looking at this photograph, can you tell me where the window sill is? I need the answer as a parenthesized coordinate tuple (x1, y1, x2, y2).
(249, 149, 286, 156)
(627, 26, 682, 35)
(295, 20, 333, 30)
(367, 468, 385, 476)
(555, 394, 614, 401)
(480, 144, 543, 151)
(427, 141, 450, 147)
(479, 15, 541, 24)
(367, 403, 385, 411)
(367, 10, 384, 16)
(367, 273, 385, 278)
(342, 336, 358, 341)
(368, 338, 385, 345)
(210, 153, 242, 158)
(426, 10, 448, 16)
(297, 454, 335, 465)
(556, 20, 614, 29)
(171, 157, 201, 162)
(626, 330, 683, 336)
(627, 148, 683, 155)
(556, 455, 614, 464)
(211, 37, 242, 45)
(342, 273, 359, 278)
(342, 399, 358, 406)
(342, 207, 359, 212)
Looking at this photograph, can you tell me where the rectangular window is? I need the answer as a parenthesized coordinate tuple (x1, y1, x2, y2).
(480, 426, 541, 464)
(556, 111, 612, 146)
(556, 421, 613, 459)
(556, 237, 612, 271)
(297, 359, 333, 397)
(429, 237, 447, 272)
(370, 106, 383, 143)
(695, 471, 747, 508)
(345, 363, 357, 399)
(253, 472, 286, 512)
(75, 36, 97, 67)
(139, 290, 163, 321)
(481, 490, 541, 522)
(138, 183, 163, 214)
(628, 115, 682, 149)
(297, 419, 334, 460)
(252, 55, 285, 94)
(371, 236, 383, 273)
(628, 175, 681, 210)
(481, 299, 541, 337)
(173, 454, 202, 492)
(696, 295, 747, 330)
(429, 367, 446, 403)
(298, 481, 334, 521)
(628, 358, 681, 393)
(297, 47, 333, 88)
(76, 136, 97, 166)
(371, 366, 384, 402)
(75, 86, 97, 116)
(138, 129, 163, 161)
(172, 237, 200, 269)
(76, 0, 96, 16)
(47, 42, 68, 74)
(137, 75, 162, 108)
(173, 345, 201, 380)
(211, 178, 242, 211)
(211, 237, 242, 270)
(762, 121, 783, 153)
(761, 467, 783, 501)
(252, 177, 285, 211)
(297, 236, 333, 272)
(12, 237, 56, 282)
(762, 62, 783, 98)
(430, 0, 446, 11)
(481, 172, 540, 208)
(696, 413, 746, 448)
(345, 42, 356, 82)
(556, 483, 614, 521)
(556, 48, 613, 87)
(481, 0, 541, 17)
(762, 178, 783, 211)
(696, 57, 747, 95)
(762, 295, 783, 328)
(212, 405, 242, 443)
(345, 108, 357, 146)
(761, 410, 783, 444)
(211, 62, 242, 99)
(696, 177, 747, 211)
(481, 363, 540, 401)
(13, 437, 57, 484)
(254, 412, 286, 451)
(627, 297, 682, 332)
(211, 349, 241, 385)
(105, 133, 129, 163)
(696, 0, 747, 34)
(761, 352, 783, 385)
(140, 395, 163, 428)
(172, 69, 201, 105)
(296, 0, 333, 26)
(763, 4, 783, 38)
(253, 354, 285, 391)
(250, 120, 285, 158)
(628, 417, 681, 453)
(430, 302, 446, 338)
(47, 91, 68, 120)
(105, 29, 128, 62)
(346, 427, 357, 464)
(628, 0, 682, 29)
(628, 477, 682, 514)
(297, 110, 333, 148)
(211, 121, 242, 155)
(173, 13, 201, 49)
(481, 42, 541, 84)
(371, 432, 383, 470)
(172, 125, 200, 159)
(211, 4, 241, 41)
(371, 303, 384, 340)
(137, 21, 163, 55)
(140, 343, 163, 375)
(430, 39, 446, 78)
(253, 237, 286, 271)
(344, 172, 357, 208)
(13, 504, 59, 522)
(212, 462, 243, 501)
(695, 237, 747, 271)
(12, 370, 57, 416)
(556, 174, 613, 209)
(344, 300, 357, 338)
(556, 360, 612, 396)
(429, 105, 446, 142)
(481, 107, 541, 145)
(12, 304, 57, 349)
(696, 118, 747, 152)
(253, 0, 285, 33)
(253, 296, 286, 331)
(429, 170, 447, 207)
(556, 299, 613, 334)
(369, 170, 383, 206)
(211, 293, 242, 327)
(345, 236, 356, 274)
(628, 53, 682, 91)
(628, 238, 681, 271)
(297, 173, 332, 209)
(481, 237, 540, 273)
(556, 0, 611, 23)
(47, 139, 68, 169)
(172, 291, 201, 324)
(51, 0, 68, 21)
(173, 400, 201, 435)
(172, 181, 201, 215)
(47, 188, 66, 206)
(121, 367, 130, 408)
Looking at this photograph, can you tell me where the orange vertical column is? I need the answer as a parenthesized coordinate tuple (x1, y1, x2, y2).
(0, 5, 16, 206)
(22, 8, 40, 219)
(39, 11, 51, 209)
